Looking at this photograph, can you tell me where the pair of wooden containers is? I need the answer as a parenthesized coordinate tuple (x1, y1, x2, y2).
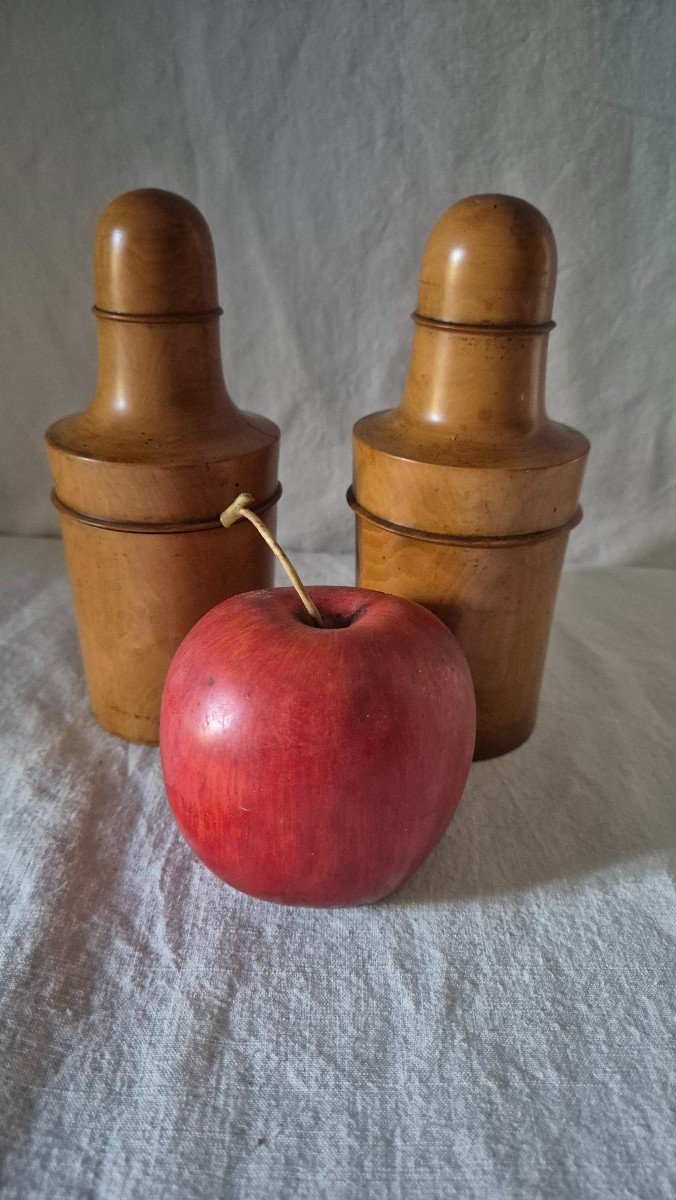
(45, 189, 588, 759)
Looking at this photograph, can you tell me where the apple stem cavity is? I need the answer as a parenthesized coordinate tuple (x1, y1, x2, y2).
(220, 494, 324, 628)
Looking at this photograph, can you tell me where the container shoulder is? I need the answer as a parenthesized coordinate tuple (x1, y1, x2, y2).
(353, 408, 589, 471)
(45, 407, 279, 467)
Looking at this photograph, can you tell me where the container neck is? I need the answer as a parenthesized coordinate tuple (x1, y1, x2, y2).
(90, 315, 236, 431)
(398, 323, 550, 439)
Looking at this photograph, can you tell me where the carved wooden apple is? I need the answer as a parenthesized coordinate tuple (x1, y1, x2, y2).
(159, 496, 475, 906)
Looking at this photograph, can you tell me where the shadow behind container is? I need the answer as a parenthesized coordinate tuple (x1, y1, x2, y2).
(45, 189, 280, 744)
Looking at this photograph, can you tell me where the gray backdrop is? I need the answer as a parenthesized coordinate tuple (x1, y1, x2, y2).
(2, 0, 674, 563)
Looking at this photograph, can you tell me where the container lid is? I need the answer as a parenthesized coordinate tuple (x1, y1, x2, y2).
(416, 193, 557, 327)
(93, 188, 220, 317)
(46, 190, 279, 526)
(352, 194, 588, 539)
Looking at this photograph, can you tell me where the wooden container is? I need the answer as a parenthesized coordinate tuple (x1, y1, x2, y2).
(349, 195, 589, 759)
(46, 189, 280, 743)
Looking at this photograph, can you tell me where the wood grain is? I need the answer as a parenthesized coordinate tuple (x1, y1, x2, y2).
(45, 189, 280, 743)
(351, 194, 589, 759)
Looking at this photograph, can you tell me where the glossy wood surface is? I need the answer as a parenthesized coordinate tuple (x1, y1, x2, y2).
(45, 189, 280, 742)
(60, 511, 276, 745)
(351, 194, 589, 759)
(354, 520, 569, 759)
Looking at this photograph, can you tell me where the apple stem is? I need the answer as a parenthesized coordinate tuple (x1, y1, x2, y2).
(220, 494, 324, 628)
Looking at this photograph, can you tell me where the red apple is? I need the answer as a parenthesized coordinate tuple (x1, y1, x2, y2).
(160, 586, 475, 907)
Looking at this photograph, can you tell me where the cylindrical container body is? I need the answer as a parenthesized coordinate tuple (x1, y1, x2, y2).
(45, 189, 281, 743)
(353, 513, 572, 759)
(55, 501, 278, 744)
(350, 195, 589, 758)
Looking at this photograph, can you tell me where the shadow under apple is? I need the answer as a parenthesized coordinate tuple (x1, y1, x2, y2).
(390, 695, 674, 906)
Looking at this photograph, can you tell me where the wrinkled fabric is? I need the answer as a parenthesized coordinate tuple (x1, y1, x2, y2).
(2, 0, 675, 565)
(0, 538, 675, 1199)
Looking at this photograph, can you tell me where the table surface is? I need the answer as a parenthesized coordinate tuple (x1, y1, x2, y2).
(1, 538, 675, 1200)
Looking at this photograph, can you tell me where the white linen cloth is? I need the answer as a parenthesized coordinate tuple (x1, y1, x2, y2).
(1, 538, 675, 1199)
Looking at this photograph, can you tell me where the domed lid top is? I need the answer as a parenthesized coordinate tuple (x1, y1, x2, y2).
(416, 194, 557, 327)
(93, 188, 219, 315)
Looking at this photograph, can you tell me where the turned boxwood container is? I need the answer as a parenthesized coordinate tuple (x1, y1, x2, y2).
(46, 189, 280, 743)
(350, 195, 589, 759)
